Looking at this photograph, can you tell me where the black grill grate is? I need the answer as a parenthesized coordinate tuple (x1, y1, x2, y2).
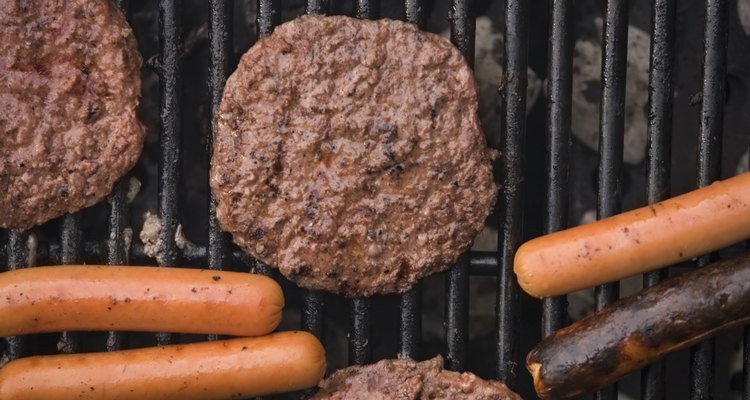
(0, 1, 741, 399)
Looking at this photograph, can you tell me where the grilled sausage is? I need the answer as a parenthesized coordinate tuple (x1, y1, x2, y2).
(0, 331, 325, 400)
(515, 171, 750, 298)
(527, 253, 750, 400)
(0, 265, 283, 337)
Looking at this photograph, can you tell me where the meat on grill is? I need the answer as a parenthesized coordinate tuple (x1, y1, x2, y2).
(211, 15, 496, 297)
(311, 356, 522, 400)
(0, 0, 145, 230)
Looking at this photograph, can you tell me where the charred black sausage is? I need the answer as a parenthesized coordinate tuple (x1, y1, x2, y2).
(527, 252, 750, 399)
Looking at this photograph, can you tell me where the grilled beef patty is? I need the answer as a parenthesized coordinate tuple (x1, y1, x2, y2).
(0, 0, 144, 230)
(312, 356, 521, 400)
(212, 15, 495, 297)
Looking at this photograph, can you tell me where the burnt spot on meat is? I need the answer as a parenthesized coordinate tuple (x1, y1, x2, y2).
(289, 262, 311, 277)
(383, 144, 396, 161)
(306, 190, 319, 219)
(264, 178, 280, 197)
(86, 104, 100, 123)
(251, 228, 267, 240)
(212, 275, 221, 281)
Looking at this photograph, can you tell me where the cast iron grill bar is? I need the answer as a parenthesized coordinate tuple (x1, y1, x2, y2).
(405, 0, 425, 29)
(541, 0, 573, 338)
(5, 231, 29, 361)
(356, 0, 380, 19)
(349, 298, 372, 365)
(300, 4, 327, 341)
(156, 0, 183, 346)
(641, 0, 676, 398)
(105, 0, 131, 355)
(58, 213, 83, 354)
(302, 290, 325, 339)
(305, 0, 329, 15)
(24, 243, 502, 275)
(445, 0, 474, 372)
(346, 3, 377, 368)
(207, 0, 233, 342)
(208, 1, 232, 271)
(690, 1, 727, 398)
(496, 0, 527, 387)
(399, 287, 421, 359)
(258, 0, 281, 38)
(106, 180, 129, 351)
(595, 1, 628, 398)
(397, 1, 424, 361)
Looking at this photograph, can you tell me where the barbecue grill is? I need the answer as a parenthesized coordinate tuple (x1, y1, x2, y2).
(1, 0, 748, 399)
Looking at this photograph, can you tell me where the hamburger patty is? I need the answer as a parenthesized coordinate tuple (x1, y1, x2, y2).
(312, 356, 522, 400)
(0, 0, 144, 230)
(212, 16, 495, 297)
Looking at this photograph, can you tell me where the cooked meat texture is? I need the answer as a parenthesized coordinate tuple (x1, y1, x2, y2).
(211, 15, 496, 297)
(312, 356, 522, 400)
(0, 0, 144, 229)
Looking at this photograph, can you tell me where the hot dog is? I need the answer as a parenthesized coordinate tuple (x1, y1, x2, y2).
(0, 265, 283, 337)
(0, 331, 325, 400)
(526, 253, 750, 399)
(515, 171, 750, 298)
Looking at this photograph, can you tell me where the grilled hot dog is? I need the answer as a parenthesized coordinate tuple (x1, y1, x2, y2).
(0, 265, 283, 337)
(0, 331, 325, 400)
(527, 253, 750, 399)
(515, 171, 750, 298)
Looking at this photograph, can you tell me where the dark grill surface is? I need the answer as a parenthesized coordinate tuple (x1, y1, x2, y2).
(1, 1, 749, 399)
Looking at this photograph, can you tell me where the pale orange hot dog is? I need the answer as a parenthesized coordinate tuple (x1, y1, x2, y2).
(0, 265, 283, 336)
(0, 331, 325, 400)
(515, 172, 750, 298)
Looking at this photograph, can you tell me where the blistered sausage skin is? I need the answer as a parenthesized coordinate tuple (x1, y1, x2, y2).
(0, 265, 283, 337)
(515, 172, 750, 298)
(527, 253, 750, 399)
(0, 331, 325, 400)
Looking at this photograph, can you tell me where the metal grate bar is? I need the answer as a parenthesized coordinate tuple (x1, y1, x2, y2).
(22, 243, 501, 276)
(207, 0, 233, 343)
(5, 231, 29, 360)
(106, 0, 131, 351)
(258, 0, 281, 38)
(305, 0, 329, 15)
(300, 4, 328, 342)
(641, 0, 676, 398)
(399, 287, 421, 359)
(345, 2, 378, 369)
(496, 0, 527, 387)
(398, 1, 424, 362)
(106, 180, 129, 351)
(446, 254, 469, 371)
(690, 1, 727, 398)
(595, 1, 628, 399)
(349, 298, 372, 365)
(156, 0, 183, 346)
(405, 0, 424, 29)
(445, 0, 474, 372)
(58, 213, 82, 354)
(356, 0, 380, 19)
(541, 0, 573, 339)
